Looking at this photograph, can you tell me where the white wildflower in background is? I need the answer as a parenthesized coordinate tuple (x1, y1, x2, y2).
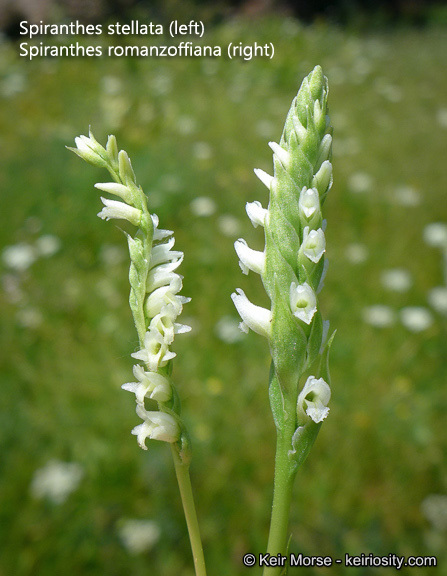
(215, 315, 246, 343)
(427, 286, 447, 315)
(2, 273, 24, 304)
(118, 519, 161, 554)
(1, 71, 27, 98)
(436, 108, 447, 129)
(345, 242, 369, 264)
(176, 115, 197, 136)
(35, 234, 61, 258)
(190, 196, 216, 217)
(421, 494, 447, 532)
(99, 244, 127, 267)
(380, 268, 412, 293)
(362, 304, 395, 328)
(423, 223, 447, 248)
(348, 171, 374, 194)
(400, 306, 433, 333)
(101, 75, 122, 96)
(217, 214, 241, 237)
(30, 460, 84, 504)
(16, 307, 43, 329)
(193, 141, 213, 161)
(392, 185, 421, 207)
(2, 243, 36, 271)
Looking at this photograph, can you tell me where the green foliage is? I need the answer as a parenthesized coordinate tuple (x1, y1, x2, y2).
(1, 17, 446, 576)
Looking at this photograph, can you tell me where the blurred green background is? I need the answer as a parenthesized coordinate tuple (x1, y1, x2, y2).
(1, 6, 446, 576)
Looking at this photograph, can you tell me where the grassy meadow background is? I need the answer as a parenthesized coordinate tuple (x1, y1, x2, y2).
(1, 15, 446, 576)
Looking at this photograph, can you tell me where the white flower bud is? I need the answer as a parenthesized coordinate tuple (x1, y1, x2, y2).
(253, 168, 274, 190)
(246, 200, 268, 228)
(118, 150, 136, 185)
(300, 226, 326, 263)
(297, 375, 331, 423)
(94, 182, 133, 203)
(268, 141, 290, 168)
(231, 288, 272, 338)
(292, 114, 307, 142)
(313, 99, 323, 127)
(234, 238, 265, 275)
(311, 160, 332, 198)
(316, 133, 332, 168)
(132, 405, 180, 449)
(98, 198, 142, 226)
(122, 365, 171, 403)
(72, 134, 107, 166)
(290, 282, 317, 324)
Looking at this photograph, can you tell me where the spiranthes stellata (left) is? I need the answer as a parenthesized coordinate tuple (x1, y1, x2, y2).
(69, 131, 191, 457)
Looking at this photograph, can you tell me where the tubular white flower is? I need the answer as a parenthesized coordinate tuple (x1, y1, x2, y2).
(122, 365, 171, 403)
(150, 238, 183, 269)
(234, 238, 265, 275)
(94, 182, 133, 203)
(132, 405, 180, 449)
(300, 226, 326, 263)
(298, 187, 321, 220)
(98, 198, 142, 226)
(231, 288, 272, 338)
(131, 328, 176, 372)
(290, 282, 317, 324)
(246, 200, 268, 228)
(146, 258, 184, 292)
(145, 281, 190, 319)
(254, 168, 274, 190)
(269, 141, 290, 168)
(150, 304, 191, 344)
(297, 375, 331, 423)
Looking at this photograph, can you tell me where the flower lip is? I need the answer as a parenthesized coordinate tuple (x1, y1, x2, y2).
(297, 375, 331, 424)
(289, 282, 317, 324)
(299, 187, 320, 219)
(300, 226, 326, 263)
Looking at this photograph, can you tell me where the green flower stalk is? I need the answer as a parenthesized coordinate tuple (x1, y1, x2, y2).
(232, 66, 335, 573)
(69, 132, 207, 576)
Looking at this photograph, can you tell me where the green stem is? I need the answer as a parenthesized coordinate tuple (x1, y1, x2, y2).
(171, 447, 207, 576)
(263, 412, 297, 576)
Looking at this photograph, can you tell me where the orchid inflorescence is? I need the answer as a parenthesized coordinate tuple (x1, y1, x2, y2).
(69, 132, 191, 461)
(232, 66, 334, 430)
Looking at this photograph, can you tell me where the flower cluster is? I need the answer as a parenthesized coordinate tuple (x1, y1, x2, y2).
(70, 131, 190, 454)
(232, 66, 333, 434)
